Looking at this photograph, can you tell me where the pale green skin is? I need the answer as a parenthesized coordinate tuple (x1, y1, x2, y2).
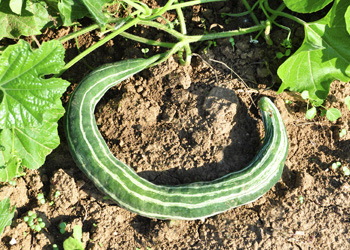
(65, 55, 289, 220)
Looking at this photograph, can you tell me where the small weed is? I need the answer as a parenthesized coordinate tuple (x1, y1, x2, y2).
(298, 195, 304, 204)
(342, 166, 350, 176)
(50, 191, 61, 206)
(249, 35, 258, 44)
(301, 90, 341, 121)
(8, 180, 16, 186)
(332, 161, 341, 170)
(229, 37, 235, 50)
(59, 222, 67, 234)
(37, 193, 46, 204)
(276, 49, 291, 59)
(141, 48, 149, 58)
(339, 129, 347, 138)
(331, 162, 350, 176)
(54, 191, 61, 198)
(23, 211, 45, 232)
(345, 96, 350, 110)
(276, 39, 292, 59)
(63, 225, 84, 250)
(203, 40, 217, 54)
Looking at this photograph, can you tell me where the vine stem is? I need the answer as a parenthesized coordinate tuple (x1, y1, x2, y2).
(57, 24, 100, 44)
(57, 0, 265, 74)
(120, 32, 175, 48)
(187, 24, 265, 43)
(174, 0, 187, 35)
(57, 18, 141, 76)
(263, 1, 306, 26)
(168, 0, 226, 10)
(241, 0, 259, 25)
(223, 1, 260, 17)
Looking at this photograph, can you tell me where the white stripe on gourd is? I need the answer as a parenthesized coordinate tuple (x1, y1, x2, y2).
(65, 55, 289, 220)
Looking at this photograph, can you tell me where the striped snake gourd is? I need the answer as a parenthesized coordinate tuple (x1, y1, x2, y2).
(65, 55, 289, 220)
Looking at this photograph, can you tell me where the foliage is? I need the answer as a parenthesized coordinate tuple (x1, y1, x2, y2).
(0, 0, 52, 39)
(0, 40, 69, 182)
(0, 0, 112, 39)
(0, 0, 348, 110)
(345, 96, 350, 110)
(300, 90, 341, 121)
(278, 0, 350, 106)
(339, 129, 347, 138)
(58, 0, 111, 26)
(331, 161, 350, 176)
(63, 225, 84, 250)
(59, 222, 67, 234)
(283, 0, 333, 13)
(23, 210, 46, 232)
(0, 197, 15, 237)
(37, 193, 46, 204)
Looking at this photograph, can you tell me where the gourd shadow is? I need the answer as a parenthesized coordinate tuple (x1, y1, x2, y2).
(135, 86, 261, 186)
(128, 86, 263, 235)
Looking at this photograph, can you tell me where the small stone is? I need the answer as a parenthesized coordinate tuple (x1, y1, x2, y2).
(136, 86, 143, 93)
(9, 238, 17, 245)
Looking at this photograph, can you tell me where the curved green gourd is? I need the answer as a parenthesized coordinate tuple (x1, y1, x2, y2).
(65, 55, 289, 220)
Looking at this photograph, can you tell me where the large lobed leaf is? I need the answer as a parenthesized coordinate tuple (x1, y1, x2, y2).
(58, 0, 110, 26)
(278, 0, 350, 104)
(80, 0, 110, 26)
(283, 0, 333, 13)
(346, 6, 350, 35)
(58, 0, 90, 26)
(0, 198, 15, 238)
(0, 0, 52, 39)
(0, 40, 69, 182)
(0, 0, 111, 38)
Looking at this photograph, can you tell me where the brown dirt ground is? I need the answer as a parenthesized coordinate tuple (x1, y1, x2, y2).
(1, 1, 350, 250)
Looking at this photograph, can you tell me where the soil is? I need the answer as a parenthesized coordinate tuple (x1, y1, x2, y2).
(1, 1, 350, 250)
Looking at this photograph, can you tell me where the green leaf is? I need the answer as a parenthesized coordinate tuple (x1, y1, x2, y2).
(346, 6, 350, 34)
(9, 0, 25, 15)
(339, 128, 347, 138)
(80, 0, 110, 26)
(345, 96, 350, 110)
(326, 108, 341, 121)
(63, 226, 84, 250)
(0, 198, 15, 237)
(0, 150, 23, 182)
(72, 225, 82, 242)
(343, 166, 350, 176)
(283, 0, 333, 13)
(301, 90, 309, 100)
(63, 237, 84, 250)
(58, 0, 110, 26)
(278, 0, 350, 104)
(0, 40, 68, 128)
(332, 161, 341, 170)
(0, 0, 52, 39)
(58, 0, 90, 26)
(0, 40, 69, 180)
(305, 106, 317, 120)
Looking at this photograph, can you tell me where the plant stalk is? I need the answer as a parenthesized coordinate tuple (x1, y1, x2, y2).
(57, 18, 141, 76)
